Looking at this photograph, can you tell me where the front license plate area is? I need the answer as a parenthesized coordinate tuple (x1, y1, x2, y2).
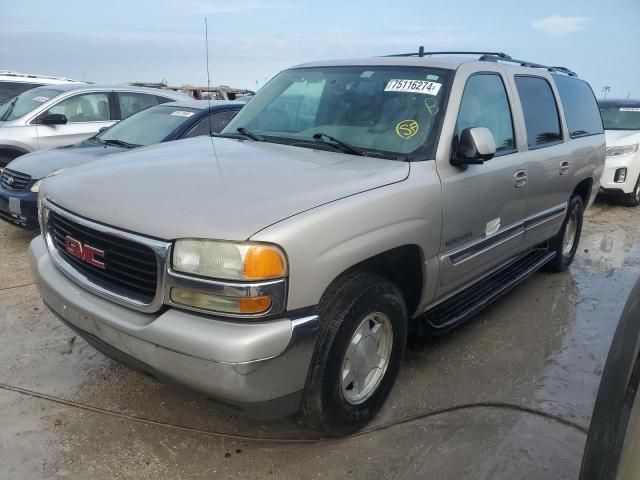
(9, 197, 21, 215)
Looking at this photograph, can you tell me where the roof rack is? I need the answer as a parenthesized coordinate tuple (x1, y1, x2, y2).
(383, 46, 577, 77)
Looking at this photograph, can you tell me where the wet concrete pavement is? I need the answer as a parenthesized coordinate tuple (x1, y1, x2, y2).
(1, 200, 638, 479)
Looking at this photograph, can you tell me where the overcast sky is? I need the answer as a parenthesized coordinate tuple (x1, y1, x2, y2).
(1, 0, 638, 97)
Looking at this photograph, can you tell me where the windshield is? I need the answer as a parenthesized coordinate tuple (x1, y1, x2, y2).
(98, 105, 199, 146)
(222, 66, 451, 159)
(600, 105, 640, 131)
(0, 87, 64, 121)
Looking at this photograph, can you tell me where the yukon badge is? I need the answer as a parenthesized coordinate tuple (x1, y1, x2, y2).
(64, 236, 105, 269)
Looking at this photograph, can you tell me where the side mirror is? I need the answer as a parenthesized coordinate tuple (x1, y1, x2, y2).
(38, 113, 68, 126)
(451, 127, 496, 166)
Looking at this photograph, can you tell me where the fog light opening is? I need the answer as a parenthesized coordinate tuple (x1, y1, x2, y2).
(615, 168, 628, 183)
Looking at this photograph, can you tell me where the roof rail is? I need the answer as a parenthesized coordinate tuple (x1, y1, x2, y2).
(383, 46, 577, 77)
(384, 47, 511, 59)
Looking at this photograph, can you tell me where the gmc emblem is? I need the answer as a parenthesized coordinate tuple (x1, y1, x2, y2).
(64, 236, 105, 269)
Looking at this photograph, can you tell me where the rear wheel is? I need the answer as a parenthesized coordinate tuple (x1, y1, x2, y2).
(301, 271, 407, 436)
(621, 175, 640, 207)
(545, 195, 584, 272)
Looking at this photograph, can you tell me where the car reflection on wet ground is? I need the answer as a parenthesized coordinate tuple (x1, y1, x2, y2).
(0, 199, 638, 479)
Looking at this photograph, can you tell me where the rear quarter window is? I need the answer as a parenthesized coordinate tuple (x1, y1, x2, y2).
(552, 75, 603, 138)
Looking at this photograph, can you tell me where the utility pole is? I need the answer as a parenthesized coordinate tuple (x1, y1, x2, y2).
(602, 85, 611, 99)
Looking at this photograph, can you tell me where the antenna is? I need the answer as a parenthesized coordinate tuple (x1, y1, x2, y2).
(205, 17, 213, 136)
(204, 17, 221, 173)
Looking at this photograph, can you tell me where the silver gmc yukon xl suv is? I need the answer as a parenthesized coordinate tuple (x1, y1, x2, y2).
(29, 50, 605, 436)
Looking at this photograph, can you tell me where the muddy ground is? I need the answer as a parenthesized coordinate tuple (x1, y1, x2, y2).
(1, 199, 638, 479)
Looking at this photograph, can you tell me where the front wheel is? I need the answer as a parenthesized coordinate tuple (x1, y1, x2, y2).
(621, 175, 640, 207)
(301, 272, 407, 436)
(545, 195, 584, 273)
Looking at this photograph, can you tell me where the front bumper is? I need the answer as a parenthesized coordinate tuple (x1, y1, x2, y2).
(29, 235, 319, 417)
(0, 185, 38, 229)
(599, 153, 640, 195)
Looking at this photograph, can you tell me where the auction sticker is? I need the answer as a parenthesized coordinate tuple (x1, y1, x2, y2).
(33, 96, 50, 103)
(620, 107, 640, 112)
(384, 79, 441, 95)
(170, 111, 195, 117)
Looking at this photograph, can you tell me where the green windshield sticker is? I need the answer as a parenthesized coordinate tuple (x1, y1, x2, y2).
(395, 120, 420, 139)
(360, 71, 374, 78)
(33, 96, 50, 103)
(426, 74, 440, 81)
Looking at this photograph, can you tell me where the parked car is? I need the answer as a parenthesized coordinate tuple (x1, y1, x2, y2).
(0, 84, 192, 166)
(598, 99, 640, 206)
(0, 100, 243, 229)
(0, 70, 84, 104)
(29, 49, 605, 436)
(580, 277, 640, 479)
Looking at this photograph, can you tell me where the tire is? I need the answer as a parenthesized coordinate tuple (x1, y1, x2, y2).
(579, 279, 640, 479)
(0, 156, 12, 168)
(621, 175, 640, 207)
(301, 271, 408, 436)
(544, 195, 584, 273)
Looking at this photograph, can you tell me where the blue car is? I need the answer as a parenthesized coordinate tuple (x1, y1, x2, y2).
(0, 100, 244, 229)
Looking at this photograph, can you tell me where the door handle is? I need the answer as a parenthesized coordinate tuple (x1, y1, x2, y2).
(514, 170, 528, 188)
(559, 161, 570, 176)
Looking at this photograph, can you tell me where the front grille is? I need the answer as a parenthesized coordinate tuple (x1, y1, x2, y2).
(1, 168, 31, 191)
(48, 210, 158, 303)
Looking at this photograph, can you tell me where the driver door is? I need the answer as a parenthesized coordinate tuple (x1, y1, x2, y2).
(35, 91, 114, 150)
(436, 71, 528, 297)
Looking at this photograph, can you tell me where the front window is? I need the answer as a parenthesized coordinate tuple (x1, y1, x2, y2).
(222, 66, 451, 159)
(47, 92, 110, 122)
(0, 87, 64, 121)
(600, 105, 640, 131)
(97, 105, 199, 147)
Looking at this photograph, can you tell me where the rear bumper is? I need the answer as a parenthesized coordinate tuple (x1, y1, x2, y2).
(0, 186, 38, 229)
(29, 235, 319, 417)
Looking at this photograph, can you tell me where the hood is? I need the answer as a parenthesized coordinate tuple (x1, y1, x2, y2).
(42, 137, 410, 240)
(7, 141, 126, 179)
(605, 130, 640, 145)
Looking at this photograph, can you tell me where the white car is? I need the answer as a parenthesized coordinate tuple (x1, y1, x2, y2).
(599, 99, 640, 206)
(0, 71, 84, 104)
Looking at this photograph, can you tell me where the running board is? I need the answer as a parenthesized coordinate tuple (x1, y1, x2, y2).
(419, 249, 556, 335)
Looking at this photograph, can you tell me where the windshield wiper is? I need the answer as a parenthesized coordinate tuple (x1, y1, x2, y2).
(0, 97, 18, 121)
(102, 139, 139, 149)
(236, 127, 264, 141)
(312, 132, 364, 156)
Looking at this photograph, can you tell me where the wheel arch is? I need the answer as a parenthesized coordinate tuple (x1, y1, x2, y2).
(322, 244, 426, 319)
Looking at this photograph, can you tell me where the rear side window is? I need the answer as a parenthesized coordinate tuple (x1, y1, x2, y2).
(184, 110, 238, 138)
(514, 76, 562, 148)
(552, 75, 603, 138)
(0, 82, 44, 103)
(117, 92, 160, 119)
(455, 74, 515, 154)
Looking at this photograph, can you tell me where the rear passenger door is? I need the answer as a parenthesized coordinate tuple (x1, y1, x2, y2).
(509, 75, 572, 247)
(437, 70, 528, 296)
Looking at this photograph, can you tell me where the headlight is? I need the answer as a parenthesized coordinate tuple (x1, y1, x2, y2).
(172, 239, 287, 281)
(606, 143, 639, 158)
(30, 169, 65, 193)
